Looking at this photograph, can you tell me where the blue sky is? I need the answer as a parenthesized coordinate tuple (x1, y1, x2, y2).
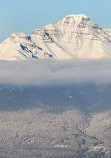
(0, 0, 111, 43)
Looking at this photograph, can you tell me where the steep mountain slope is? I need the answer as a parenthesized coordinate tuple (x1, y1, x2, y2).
(0, 33, 52, 61)
(103, 28, 111, 38)
(1, 107, 107, 158)
(0, 14, 111, 61)
(0, 83, 111, 158)
(32, 14, 111, 60)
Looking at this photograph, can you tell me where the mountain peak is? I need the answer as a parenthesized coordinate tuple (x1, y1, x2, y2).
(58, 14, 90, 26)
(65, 14, 89, 19)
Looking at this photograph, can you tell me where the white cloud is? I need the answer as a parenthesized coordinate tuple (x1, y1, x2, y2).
(0, 59, 111, 85)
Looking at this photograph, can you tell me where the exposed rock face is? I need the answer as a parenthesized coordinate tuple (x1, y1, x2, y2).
(0, 14, 111, 61)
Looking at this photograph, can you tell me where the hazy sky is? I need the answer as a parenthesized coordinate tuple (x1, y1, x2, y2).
(0, 0, 111, 43)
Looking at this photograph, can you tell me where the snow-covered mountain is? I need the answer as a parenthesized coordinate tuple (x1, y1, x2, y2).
(0, 14, 111, 61)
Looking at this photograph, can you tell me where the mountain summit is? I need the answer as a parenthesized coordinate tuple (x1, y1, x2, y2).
(0, 14, 111, 61)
